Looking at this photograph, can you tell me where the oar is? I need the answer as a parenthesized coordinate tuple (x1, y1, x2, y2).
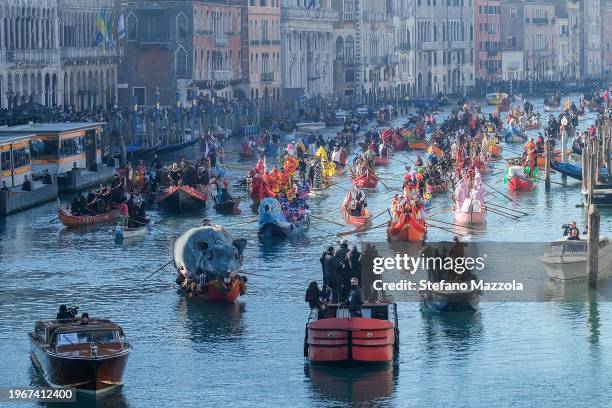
(309, 213, 345, 227)
(137, 259, 174, 286)
(429, 218, 477, 230)
(482, 180, 514, 202)
(336, 221, 388, 237)
(486, 206, 521, 220)
(486, 201, 529, 216)
(343, 207, 390, 234)
(390, 155, 410, 166)
(427, 223, 470, 237)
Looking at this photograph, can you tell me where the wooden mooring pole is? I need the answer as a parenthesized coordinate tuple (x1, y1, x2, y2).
(586, 122, 603, 289)
(544, 138, 551, 189)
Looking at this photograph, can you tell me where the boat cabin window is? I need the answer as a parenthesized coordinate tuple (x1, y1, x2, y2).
(60, 137, 84, 158)
(0, 150, 11, 172)
(12, 146, 31, 169)
(31, 139, 59, 161)
(54, 330, 120, 346)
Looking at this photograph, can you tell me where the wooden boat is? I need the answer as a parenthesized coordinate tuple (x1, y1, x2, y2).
(178, 274, 246, 302)
(305, 302, 399, 364)
(508, 175, 536, 192)
(343, 208, 372, 226)
(115, 219, 150, 239)
(374, 155, 391, 166)
(258, 218, 309, 238)
(387, 218, 426, 242)
(29, 317, 132, 394)
(156, 137, 199, 154)
(214, 198, 241, 214)
(59, 208, 120, 227)
(454, 200, 486, 224)
(420, 286, 481, 312)
(550, 160, 609, 182)
(156, 185, 207, 212)
(352, 172, 378, 189)
(407, 140, 429, 150)
(427, 180, 448, 194)
(391, 138, 408, 151)
(536, 150, 561, 167)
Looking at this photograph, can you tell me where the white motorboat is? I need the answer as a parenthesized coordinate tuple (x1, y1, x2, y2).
(538, 236, 612, 280)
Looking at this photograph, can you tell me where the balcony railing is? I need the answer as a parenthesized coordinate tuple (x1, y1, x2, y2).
(196, 30, 213, 36)
(417, 42, 437, 50)
(271, 40, 281, 45)
(250, 40, 260, 45)
(3, 49, 60, 63)
(397, 43, 411, 51)
(214, 35, 228, 47)
(527, 17, 549, 24)
(261, 72, 274, 82)
(261, 39, 271, 45)
(343, 11, 355, 21)
(212, 70, 232, 81)
(61, 47, 117, 59)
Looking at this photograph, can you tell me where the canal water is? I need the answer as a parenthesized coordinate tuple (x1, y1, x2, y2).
(0, 96, 611, 407)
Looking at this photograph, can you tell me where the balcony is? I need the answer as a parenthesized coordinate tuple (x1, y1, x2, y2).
(212, 70, 232, 81)
(385, 55, 399, 65)
(417, 42, 438, 51)
(262, 72, 274, 82)
(196, 30, 213, 36)
(61, 47, 117, 60)
(214, 35, 228, 47)
(527, 17, 549, 25)
(250, 40, 260, 45)
(343, 11, 355, 21)
(397, 43, 411, 51)
(261, 39, 271, 45)
(3, 49, 60, 64)
(368, 56, 382, 66)
(271, 40, 281, 45)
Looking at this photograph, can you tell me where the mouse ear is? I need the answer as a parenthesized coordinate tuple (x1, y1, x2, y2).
(195, 241, 209, 251)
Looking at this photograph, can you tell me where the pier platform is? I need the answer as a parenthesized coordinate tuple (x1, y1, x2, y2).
(57, 165, 116, 193)
(0, 181, 58, 215)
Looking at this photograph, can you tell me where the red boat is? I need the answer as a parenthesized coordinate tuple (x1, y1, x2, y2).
(387, 216, 426, 241)
(374, 156, 391, 166)
(177, 273, 246, 302)
(29, 317, 132, 394)
(427, 180, 448, 194)
(343, 208, 372, 226)
(391, 138, 408, 151)
(156, 185, 207, 212)
(407, 140, 429, 150)
(508, 175, 536, 192)
(305, 303, 399, 364)
(58, 208, 120, 227)
(352, 172, 378, 189)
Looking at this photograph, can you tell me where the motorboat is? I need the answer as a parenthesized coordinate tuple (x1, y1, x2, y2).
(538, 236, 612, 280)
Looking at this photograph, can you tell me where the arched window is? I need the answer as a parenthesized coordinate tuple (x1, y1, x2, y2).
(345, 36, 354, 65)
(127, 12, 138, 41)
(176, 47, 187, 76)
(176, 12, 187, 41)
(335, 36, 344, 59)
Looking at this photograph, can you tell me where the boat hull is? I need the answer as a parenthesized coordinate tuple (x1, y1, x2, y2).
(59, 208, 120, 228)
(387, 221, 426, 242)
(352, 174, 378, 189)
(29, 342, 131, 394)
(374, 156, 391, 166)
(539, 247, 612, 281)
(156, 186, 207, 212)
(214, 199, 241, 214)
(420, 289, 481, 312)
(307, 317, 395, 364)
(115, 224, 148, 239)
(182, 277, 245, 302)
(508, 175, 535, 192)
(344, 209, 372, 226)
(454, 209, 486, 224)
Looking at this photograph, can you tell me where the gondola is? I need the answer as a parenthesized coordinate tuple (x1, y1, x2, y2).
(387, 218, 426, 242)
(214, 198, 241, 214)
(507, 175, 536, 192)
(58, 207, 120, 227)
(156, 137, 199, 154)
(550, 160, 610, 182)
(343, 208, 372, 226)
(156, 185, 207, 212)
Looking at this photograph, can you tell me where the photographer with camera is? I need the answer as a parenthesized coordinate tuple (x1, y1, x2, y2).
(56, 304, 78, 320)
(562, 221, 579, 238)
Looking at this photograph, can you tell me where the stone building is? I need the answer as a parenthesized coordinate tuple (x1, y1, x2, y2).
(414, 0, 475, 97)
(474, 0, 501, 83)
(330, 0, 359, 107)
(0, 0, 118, 111)
(280, 0, 338, 102)
(581, 0, 601, 78)
(391, 0, 417, 102)
(523, 1, 557, 81)
(240, 0, 282, 114)
(500, 0, 524, 81)
(567, 0, 581, 79)
(118, 0, 243, 106)
(603, 0, 612, 76)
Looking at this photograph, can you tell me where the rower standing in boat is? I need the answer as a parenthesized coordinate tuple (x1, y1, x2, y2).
(344, 277, 363, 317)
(351, 185, 367, 216)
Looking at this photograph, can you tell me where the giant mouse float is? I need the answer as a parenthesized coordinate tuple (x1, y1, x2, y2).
(173, 226, 247, 302)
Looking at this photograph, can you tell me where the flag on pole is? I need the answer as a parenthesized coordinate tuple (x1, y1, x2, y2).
(118, 14, 126, 40)
(95, 10, 107, 46)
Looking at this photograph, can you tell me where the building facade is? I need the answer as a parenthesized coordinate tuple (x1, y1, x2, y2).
(567, 0, 581, 79)
(280, 1, 337, 102)
(555, 13, 569, 79)
(392, 0, 416, 102)
(0, 0, 118, 111)
(241, 0, 282, 113)
(603, 0, 612, 76)
(523, 1, 556, 81)
(474, 0, 501, 82)
(414, 0, 476, 97)
(500, 0, 524, 81)
(330, 0, 359, 107)
(118, 0, 243, 107)
(581, 0, 602, 78)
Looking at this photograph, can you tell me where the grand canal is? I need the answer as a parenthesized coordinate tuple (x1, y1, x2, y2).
(1, 96, 611, 407)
